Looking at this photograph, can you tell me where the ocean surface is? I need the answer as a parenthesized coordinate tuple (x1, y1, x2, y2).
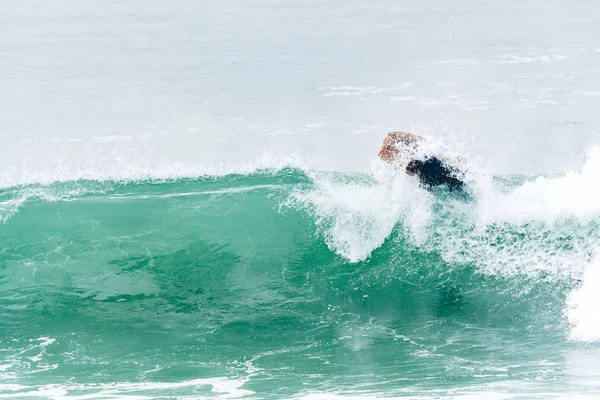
(3, 0, 600, 399)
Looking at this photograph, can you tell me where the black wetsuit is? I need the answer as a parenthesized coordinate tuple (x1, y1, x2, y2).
(406, 157, 464, 192)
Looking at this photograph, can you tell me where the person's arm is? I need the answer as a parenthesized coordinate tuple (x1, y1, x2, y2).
(378, 132, 425, 162)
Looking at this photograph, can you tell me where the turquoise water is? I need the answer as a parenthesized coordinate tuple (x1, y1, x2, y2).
(2, 168, 599, 398)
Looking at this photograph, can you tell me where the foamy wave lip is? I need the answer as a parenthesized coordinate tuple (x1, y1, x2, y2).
(475, 147, 600, 226)
(407, 149, 600, 280)
(338, 145, 600, 281)
(0, 184, 116, 223)
(0, 152, 313, 223)
(0, 152, 313, 189)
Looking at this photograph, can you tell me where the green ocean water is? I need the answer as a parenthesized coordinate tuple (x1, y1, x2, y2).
(0, 168, 598, 399)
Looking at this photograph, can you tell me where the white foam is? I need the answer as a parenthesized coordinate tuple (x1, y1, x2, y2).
(0, 377, 253, 399)
(0, 198, 26, 223)
(475, 148, 600, 226)
(566, 253, 600, 341)
(289, 165, 431, 262)
(294, 145, 600, 311)
(287, 132, 477, 263)
(401, 148, 600, 281)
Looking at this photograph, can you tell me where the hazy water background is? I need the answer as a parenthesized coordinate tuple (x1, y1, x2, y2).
(2, 0, 600, 185)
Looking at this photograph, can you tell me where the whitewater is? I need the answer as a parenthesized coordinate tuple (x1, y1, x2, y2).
(3, 0, 600, 399)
